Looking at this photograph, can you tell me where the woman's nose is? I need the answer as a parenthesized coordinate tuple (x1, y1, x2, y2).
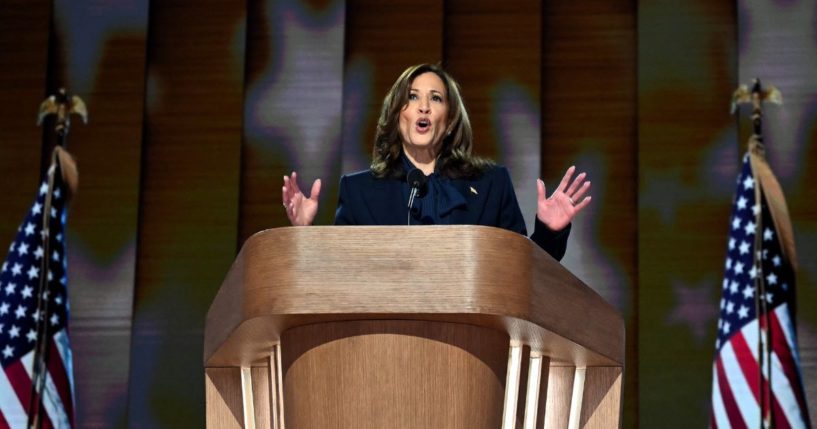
(418, 101, 430, 113)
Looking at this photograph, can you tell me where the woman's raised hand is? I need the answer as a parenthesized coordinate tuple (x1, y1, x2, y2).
(282, 171, 321, 226)
(536, 166, 591, 232)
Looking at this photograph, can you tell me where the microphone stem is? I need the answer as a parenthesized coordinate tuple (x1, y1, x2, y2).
(407, 187, 418, 225)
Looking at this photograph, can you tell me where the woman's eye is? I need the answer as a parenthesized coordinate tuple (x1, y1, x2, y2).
(432, 95, 443, 102)
(408, 93, 418, 100)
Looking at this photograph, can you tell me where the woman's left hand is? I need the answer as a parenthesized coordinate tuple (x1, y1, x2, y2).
(536, 166, 591, 231)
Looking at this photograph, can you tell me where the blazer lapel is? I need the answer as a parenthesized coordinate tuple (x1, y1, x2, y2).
(449, 178, 486, 225)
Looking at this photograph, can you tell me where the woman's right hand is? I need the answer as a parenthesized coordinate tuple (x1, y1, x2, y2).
(282, 171, 321, 226)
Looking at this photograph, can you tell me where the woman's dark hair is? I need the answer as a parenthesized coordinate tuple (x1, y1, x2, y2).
(370, 63, 492, 179)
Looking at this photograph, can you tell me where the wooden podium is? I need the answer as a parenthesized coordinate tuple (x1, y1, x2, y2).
(204, 226, 624, 429)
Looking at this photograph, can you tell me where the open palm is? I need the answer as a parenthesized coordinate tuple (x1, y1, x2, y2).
(282, 171, 321, 226)
(536, 166, 591, 231)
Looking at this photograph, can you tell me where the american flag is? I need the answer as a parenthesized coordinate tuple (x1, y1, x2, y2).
(0, 157, 74, 428)
(710, 148, 811, 428)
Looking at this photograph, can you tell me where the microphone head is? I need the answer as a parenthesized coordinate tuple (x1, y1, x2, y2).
(406, 168, 428, 189)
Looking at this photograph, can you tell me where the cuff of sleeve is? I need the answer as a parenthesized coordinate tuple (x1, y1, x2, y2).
(531, 218, 571, 244)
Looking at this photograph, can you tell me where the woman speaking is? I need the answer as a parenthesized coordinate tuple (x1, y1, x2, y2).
(281, 63, 590, 261)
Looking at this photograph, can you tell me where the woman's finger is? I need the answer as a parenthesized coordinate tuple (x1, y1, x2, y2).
(564, 172, 586, 196)
(537, 179, 546, 202)
(571, 180, 591, 202)
(573, 195, 592, 212)
(309, 179, 322, 201)
(290, 171, 302, 195)
(556, 166, 575, 193)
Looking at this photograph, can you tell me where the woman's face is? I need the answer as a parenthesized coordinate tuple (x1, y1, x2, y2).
(398, 71, 449, 154)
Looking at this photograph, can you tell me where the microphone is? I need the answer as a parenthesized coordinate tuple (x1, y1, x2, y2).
(406, 168, 428, 192)
(406, 168, 428, 225)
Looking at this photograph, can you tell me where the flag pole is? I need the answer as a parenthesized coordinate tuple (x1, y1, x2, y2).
(28, 89, 85, 429)
(731, 78, 783, 429)
(750, 79, 773, 429)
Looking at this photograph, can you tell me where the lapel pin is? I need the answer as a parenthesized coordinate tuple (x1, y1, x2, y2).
(469, 186, 478, 195)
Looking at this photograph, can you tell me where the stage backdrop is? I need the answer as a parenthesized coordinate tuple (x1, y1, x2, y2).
(0, 0, 813, 427)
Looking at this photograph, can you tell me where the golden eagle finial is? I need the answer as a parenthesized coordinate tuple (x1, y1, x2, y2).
(37, 88, 88, 136)
(730, 79, 782, 115)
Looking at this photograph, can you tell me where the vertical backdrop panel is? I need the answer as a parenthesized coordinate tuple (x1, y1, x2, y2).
(341, 0, 443, 175)
(48, 0, 151, 426)
(737, 0, 817, 419)
(444, 0, 542, 231)
(540, 2, 637, 426)
(639, 1, 737, 427)
(130, 0, 245, 427)
(239, 0, 345, 241)
(0, 1, 51, 256)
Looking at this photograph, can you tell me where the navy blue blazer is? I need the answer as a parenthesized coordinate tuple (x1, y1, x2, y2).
(334, 166, 571, 260)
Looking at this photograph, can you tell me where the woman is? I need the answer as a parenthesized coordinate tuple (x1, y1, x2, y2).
(282, 63, 590, 260)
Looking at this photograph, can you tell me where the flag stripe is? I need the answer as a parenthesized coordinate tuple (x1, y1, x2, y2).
(722, 340, 763, 428)
(52, 329, 74, 402)
(733, 326, 777, 428)
(47, 337, 73, 425)
(770, 307, 810, 420)
(711, 363, 729, 429)
(770, 349, 807, 427)
(42, 369, 70, 428)
(40, 407, 55, 429)
(4, 359, 55, 429)
(733, 313, 803, 428)
(20, 346, 68, 429)
(21, 353, 56, 429)
(716, 353, 750, 429)
(5, 360, 34, 420)
(773, 304, 803, 368)
(730, 331, 761, 402)
(770, 390, 793, 429)
(773, 320, 807, 416)
(0, 363, 27, 427)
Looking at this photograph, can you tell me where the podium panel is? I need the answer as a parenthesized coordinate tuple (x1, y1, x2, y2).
(282, 320, 507, 428)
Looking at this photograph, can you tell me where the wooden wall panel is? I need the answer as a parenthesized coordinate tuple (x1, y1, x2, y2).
(638, 2, 737, 427)
(444, 1, 542, 230)
(541, 2, 637, 427)
(0, 1, 51, 254)
(45, 1, 151, 426)
(239, 0, 345, 239)
(341, 0, 444, 175)
(129, 1, 245, 426)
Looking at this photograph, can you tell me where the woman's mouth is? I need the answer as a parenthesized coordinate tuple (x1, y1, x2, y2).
(416, 118, 431, 133)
